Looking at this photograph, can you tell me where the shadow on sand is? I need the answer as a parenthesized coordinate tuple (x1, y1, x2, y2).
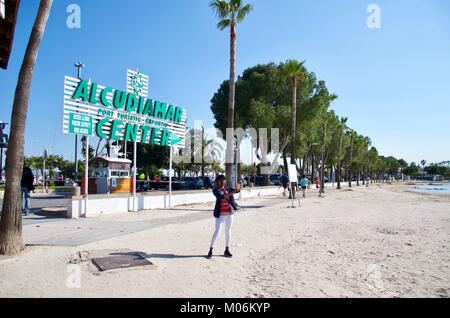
(109, 252, 222, 259)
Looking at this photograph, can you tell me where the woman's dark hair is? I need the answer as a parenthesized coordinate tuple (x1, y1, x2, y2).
(215, 174, 226, 184)
(302, 175, 306, 178)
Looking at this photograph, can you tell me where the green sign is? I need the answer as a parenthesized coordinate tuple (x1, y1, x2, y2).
(68, 112, 93, 136)
(68, 79, 185, 147)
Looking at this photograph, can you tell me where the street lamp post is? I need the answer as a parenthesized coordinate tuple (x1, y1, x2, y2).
(74, 62, 85, 185)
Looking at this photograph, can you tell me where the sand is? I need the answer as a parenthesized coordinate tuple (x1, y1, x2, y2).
(0, 183, 449, 298)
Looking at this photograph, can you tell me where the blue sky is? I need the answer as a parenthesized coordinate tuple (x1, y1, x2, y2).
(0, 0, 449, 164)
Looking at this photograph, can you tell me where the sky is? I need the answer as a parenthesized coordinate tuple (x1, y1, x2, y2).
(0, 0, 449, 164)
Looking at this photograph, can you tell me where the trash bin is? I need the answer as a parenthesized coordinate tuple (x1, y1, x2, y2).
(72, 186, 81, 197)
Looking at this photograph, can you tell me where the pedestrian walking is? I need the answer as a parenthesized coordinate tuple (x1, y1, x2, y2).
(21, 163, 35, 215)
(300, 175, 309, 198)
(281, 173, 289, 197)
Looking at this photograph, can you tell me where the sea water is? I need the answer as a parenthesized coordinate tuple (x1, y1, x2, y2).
(413, 183, 450, 194)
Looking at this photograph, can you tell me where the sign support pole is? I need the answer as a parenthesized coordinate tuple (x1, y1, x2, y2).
(43, 155, 45, 193)
(84, 137, 89, 216)
(133, 141, 137, 211)
(0, 146, 3, 180)
(169, 145, 173, 208)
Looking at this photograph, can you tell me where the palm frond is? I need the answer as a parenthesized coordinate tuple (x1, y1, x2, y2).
(283, 59, 303, 77)
(217, 18, 232, 30)
(210, 0, 230, 19)
(230, 0, 242, 11)
(237, 4, 253, 22)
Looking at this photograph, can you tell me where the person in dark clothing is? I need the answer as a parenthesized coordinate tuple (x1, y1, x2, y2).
(21, 164, 34, 215)
(207, 175, 242, 259)
(281, 173, 290, 196)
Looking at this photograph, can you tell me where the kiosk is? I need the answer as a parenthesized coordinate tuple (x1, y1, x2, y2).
(83, 156, 132, 194)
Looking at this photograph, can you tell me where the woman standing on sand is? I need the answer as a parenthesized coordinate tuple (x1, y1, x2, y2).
(207, 175, 241, 259)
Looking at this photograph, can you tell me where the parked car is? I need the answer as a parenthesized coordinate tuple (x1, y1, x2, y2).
(199, 176, 214, 189)
(270, 174, 282, 186)
(162, 177, 184, 190)
(254, 175, 272, 186)
(148, 177, 183, 191)
(182, 177, 204, 189)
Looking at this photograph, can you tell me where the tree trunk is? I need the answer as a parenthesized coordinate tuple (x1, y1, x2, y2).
(283, 150, 288, 174)
(356, 165, 360, 186)
(289, 77, 297, 199)
(337, 130, 343, 190)
(320, 121, 327, 194)
(330, 165, 334, 187)
(348, 135, 354, 188)
(225, 20, 236, 182)
(290, 77, 297, 165)
(362, 163, 365, 185)
(0, 0, 53, 256)
(306, 155, 310, 176)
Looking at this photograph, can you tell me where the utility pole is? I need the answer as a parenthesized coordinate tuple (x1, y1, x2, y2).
(74, 62, 85, 184)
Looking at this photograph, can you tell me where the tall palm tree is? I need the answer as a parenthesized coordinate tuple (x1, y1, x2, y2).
(283, 60, 304, 166)
(210, 0, 253, 182)
(336, 117, 348, 190)
(0, 0, 53, 256)
(347, 130, 356, 188)
(362, 136, 371, 184)
(421, 159, 427, 178)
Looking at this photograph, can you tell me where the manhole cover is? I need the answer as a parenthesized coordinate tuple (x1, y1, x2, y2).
(92, 252, 154, 271)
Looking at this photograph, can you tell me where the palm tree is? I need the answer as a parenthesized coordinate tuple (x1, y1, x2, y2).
(336, 117, 348, 190)
(347, 130, 356, 188)
(354, 136, 371, 186)
(421, 159, 427, 178)
(80, 136, 94, 159)
(210, 0, 253, 182)
(0, 0, 53, 255)
(282, 60, 304, 166)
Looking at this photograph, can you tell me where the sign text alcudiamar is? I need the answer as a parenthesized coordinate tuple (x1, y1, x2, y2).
(71, 79, 184, 146)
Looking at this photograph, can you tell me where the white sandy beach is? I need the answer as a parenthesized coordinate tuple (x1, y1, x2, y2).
(0, 183, 449, 298)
